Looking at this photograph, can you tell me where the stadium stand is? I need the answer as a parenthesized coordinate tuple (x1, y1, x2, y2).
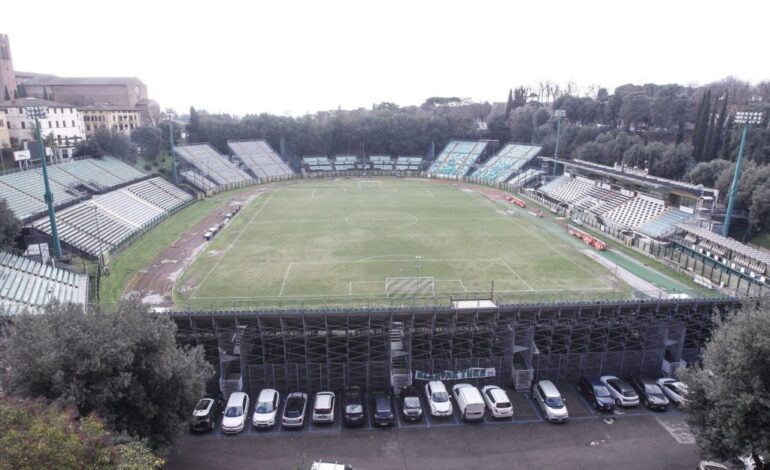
(508, 169, 543, 187)
(227, 140, 294, 178)
(180, 170, 217, 192)
(0, 251, 87, 314)
(571, 187, 630, 215)
(602, 195, 666, 229)
(542, 175, 595, 203)
(0, 156, 147, 221)
(333, 155, 358, 171)
(471, 144, 542, 182)
(637, 208, 692, 238)
(33, 177, 192, 257)
(396, 156, 423, 171)
(175, 144, 252, 185)
(303, 156, 333, 171)
(369, 155, 394, 170)
(428, 140, 487, 177)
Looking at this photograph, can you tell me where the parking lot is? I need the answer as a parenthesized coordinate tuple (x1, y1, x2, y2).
(188, 382, 682, 440)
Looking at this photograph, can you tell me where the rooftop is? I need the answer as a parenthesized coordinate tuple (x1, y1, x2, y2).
(21, 76, 145, 87)
(677, 222, 770, 266)
(0, 97, 72, 108)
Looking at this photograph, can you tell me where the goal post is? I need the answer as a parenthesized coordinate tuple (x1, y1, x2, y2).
(385, 277, 435, 296)
(358, 180, 382, 189)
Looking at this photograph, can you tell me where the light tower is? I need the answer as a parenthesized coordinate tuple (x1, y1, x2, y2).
(166, 108, 179, 184)
(552, 109, 567, 176)
(25, 105, 63, 258)
(722, 111, 763, 237)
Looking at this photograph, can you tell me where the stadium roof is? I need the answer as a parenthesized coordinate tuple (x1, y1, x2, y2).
(541, 157, 718, 199)
(0, 97, 71, 108)
(677, 223, 770, 266)
(21, 76, 145, 87)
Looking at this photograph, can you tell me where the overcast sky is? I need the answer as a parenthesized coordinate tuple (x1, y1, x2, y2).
(3, 0, 768, 116)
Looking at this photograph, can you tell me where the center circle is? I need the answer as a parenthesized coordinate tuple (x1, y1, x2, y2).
(345, 211, 418, 229)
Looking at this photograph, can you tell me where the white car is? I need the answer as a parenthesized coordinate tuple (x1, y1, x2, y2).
(657, 378, 688, 408)
(425, 380, 453, 417)
(282, 392, 309, 428)
(482, 385, 514, 418)
(221, 392, 249, 434)
(252, 389, 280, 428)
(312, 391, 336, 424)
(532, 380, 568, 423)
(600, 375, 639, 407)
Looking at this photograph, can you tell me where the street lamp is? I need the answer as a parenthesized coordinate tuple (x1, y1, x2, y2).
(552, 109, 567, 176)
(166, 108, 179, 184)
(722, 111, 763, 237)
(24, 106, 63, 259)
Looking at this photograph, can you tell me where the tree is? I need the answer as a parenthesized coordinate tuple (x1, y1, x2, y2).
(187, 106, 201, 143)
(75, 129, 137, 162)
(693, 90, 712, 161)
(0, 198, 20, 246)
(680, 302, 770, 468)
(0, 301, 214, 448)
(505, 89, 514, 119)
(130, 126, 162, 159)
(653, 143, 693, 180)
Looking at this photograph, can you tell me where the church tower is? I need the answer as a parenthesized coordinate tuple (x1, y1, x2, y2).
(0, 34, 18, 100)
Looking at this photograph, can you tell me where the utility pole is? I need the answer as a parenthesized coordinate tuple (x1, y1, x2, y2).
(25, 106, 62, 258)
(166, 108, 179, 184)
(722, 111, 763, 237)
(552, 109, 566, 176)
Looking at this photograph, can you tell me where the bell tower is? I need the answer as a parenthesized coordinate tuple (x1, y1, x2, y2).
(0, 34, 18, 100)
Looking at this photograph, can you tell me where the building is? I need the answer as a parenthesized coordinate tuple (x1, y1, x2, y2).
(79, 104, 141, 138)
(0, 34, 17, 101)
(0, 97, 85, 157)
(0, 108, 10, 148)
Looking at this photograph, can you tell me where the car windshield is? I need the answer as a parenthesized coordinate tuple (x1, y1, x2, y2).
(497, 401, 511, 409)
(224, 406, 242, 418)
(432, 391, 449, 403)
(286, 398, 304, 416)
(255, 401, 274, 413)
(594, 386, 611, 397)
(545, 397, 564, 408)
(195, 399, 211, 411)
(346, 404, 363, 414)
(404, 397, 420, 408)
(375, 397, 391, 412)
(622, 390, 637, 398)
(645, 384, 663, 394)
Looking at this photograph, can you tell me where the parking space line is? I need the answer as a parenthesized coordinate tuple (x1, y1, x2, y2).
(523, 393, 544, 421)
(573, 391, 598, 416)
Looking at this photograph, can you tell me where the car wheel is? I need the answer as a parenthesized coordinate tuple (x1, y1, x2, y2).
(642, 398, 648, 408)
(615, 398, 621, 407)
(210, 420, 215, 431)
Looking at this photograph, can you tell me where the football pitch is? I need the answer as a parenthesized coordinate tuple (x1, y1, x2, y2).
(175, 179, 624, 308)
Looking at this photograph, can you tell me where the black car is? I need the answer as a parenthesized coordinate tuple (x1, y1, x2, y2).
(401, 386, 423, 422)
(343, 386, 366, 427)
(630, 376, 670, 411)
(372, 391, 395, 427)
(576, 376, 614, 412)
(189, 397, 218, 432)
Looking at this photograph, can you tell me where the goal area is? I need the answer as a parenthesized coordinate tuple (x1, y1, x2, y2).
(358, 180, 382, 189)
(385, 277, 435, 296)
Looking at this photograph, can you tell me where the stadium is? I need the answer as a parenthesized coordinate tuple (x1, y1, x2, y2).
(1, 137, 765, 395)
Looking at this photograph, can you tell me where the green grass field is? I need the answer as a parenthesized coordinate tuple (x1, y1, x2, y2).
(175, 178, 627, 308)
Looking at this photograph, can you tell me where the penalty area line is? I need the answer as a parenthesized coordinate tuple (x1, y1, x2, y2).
(499, 259, 535, 291)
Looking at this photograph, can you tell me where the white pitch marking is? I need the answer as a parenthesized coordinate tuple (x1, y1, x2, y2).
(424, 188, 435, 197)
(499, 259, 534, 291)
(311, 189, 316, 199)
(278, 263, 293, 297)
(458, 279, 468, 292)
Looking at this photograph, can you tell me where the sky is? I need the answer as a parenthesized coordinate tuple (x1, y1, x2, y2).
(3, 0, 768, 116)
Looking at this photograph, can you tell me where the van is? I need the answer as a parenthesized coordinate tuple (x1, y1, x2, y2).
(451, 383, 485, 421)
(533, 380, 568, 423)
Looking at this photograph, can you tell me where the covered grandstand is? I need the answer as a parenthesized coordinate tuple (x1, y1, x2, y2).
(175, 144, 252, 185)
(471, 143, 542, 183)
(368, 155, 394, 170)
(227, 140, 294, 179)
(333, 155, 357, 171)
(428, 140, 487, 177)
(395, 156, 423, 171)
(302, 156, 333, 171)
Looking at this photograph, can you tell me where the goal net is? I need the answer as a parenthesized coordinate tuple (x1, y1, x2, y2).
(385, 277, 435, 296)
(358, 180, 382, 189)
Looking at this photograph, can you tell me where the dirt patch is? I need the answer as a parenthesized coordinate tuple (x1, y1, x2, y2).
(121, 187, 268, 307)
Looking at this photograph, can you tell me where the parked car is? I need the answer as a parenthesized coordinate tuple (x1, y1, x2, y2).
(190, 397, 218, 432)
(401, 386, 423, 422)
(221, 392, 249, 434)
(630, 376, 669, 411)
(312, 391, 336, 424)
(372, 391, 395, 426)
(452, 383, 485, 421)
(576, 376, 614, 412)
(282, 392, 308, 428)
(425, 380, 453, 417)
(343, 386, 366, 427)
(657, 378, 689, 408)
(203, 230, 213, 241)
(310, 462, 355, 470)
(252, 388, 280, 428)
(532, 380, 568, 423)
(481, 385, 514, 419)
(600, 375, 640, 407)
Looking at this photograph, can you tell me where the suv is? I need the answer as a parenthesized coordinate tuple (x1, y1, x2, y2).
(252, 388, 280, 428)
(533, 380, 568, 423)
(190, 397, 218, 432)
(312, 391, 336, 424)
(343, 386, 366, 427)
(401, 387, 423, 422)
(630, 376, 669, 411)
(576, 376, 614, 412)
(425, 381, 453, 417)
(372, 391, 395, 426)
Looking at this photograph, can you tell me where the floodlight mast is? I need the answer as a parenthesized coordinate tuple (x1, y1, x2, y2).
(722, 111, 763, 237)
(553, 109, 567, 176)
(25, 106, 63, 259)
(166, 109, 179, 184)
